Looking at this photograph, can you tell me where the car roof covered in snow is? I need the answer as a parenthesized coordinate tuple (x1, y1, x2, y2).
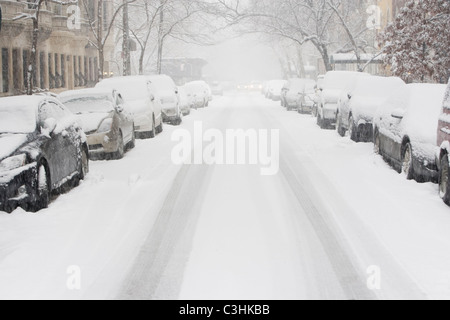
(59, 88, 115, 101)
(324, 71, 371, 90)
(350, 76, 405, 97)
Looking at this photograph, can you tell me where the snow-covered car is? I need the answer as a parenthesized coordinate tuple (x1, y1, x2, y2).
(211, 81, 224, 96)
(178, 86, 193, 116)
(317, 71, 371, 129)
(185, 81, 210, 109)
(281, 79, 307, 111)
(336, 76, 406, 142)
(373, 83, 447, 183)
(59, 89, 135, 160)
(95, 76, 163, 138)
(266, 80, 287, 101)
(437, 79, 450, 205)
(148, 75, 182, 126)
(0, 96, 89, 213)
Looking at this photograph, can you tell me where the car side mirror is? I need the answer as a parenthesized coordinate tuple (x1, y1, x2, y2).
(116, 105, 124, 113)
(391, 108, 405, 120)
(43, 118, 57, 135)
(150, 94, 155, 102)
(347, 93, 352, 100)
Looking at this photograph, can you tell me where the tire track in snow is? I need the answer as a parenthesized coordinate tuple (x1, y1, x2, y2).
(261, 104, 426, 300)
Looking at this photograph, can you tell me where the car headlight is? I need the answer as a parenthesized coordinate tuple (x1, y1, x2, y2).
(0, 154, 27, 171)
(97, 118, 113, 134)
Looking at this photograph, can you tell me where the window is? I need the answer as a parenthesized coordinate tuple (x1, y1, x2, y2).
(23, 49, 29, 89)
(12, 49, 20, 91)
(40, 52, 46, 89)
(49, 53, 54, 89)
(1, 48, 9, 93)
(61, 54, 66, 88)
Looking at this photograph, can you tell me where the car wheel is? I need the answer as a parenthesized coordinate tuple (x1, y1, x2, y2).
(402, 143, 414, 180)
(440, 154, 450, 205)
(129, 126, 136, 149)
(149, 116, 156, 139)
(336, 114, 346, 137)
(114, 132, 125, 160)
(349, 116, 359, 142)
(156, 118, 164, 134)
(32, 163, 50, 212)
(80, 147, 89, 180)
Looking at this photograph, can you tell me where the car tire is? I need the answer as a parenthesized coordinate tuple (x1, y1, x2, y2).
(402, 142, 414, 180)
(440, 154, 450, 205)
(336, 114, 346, 137)
(156, 118, 163, 134)
(32, 163, 50, 212)
(149, 116, 156, 139)
(129, 126, 136, 149)
(114, 132, 125, 160)
(349, 116, 359, 142)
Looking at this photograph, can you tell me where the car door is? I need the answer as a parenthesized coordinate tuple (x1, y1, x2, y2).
(380, 111, 405, 163)
(116, 92, 133, 143)
(147, 82, 162, 124)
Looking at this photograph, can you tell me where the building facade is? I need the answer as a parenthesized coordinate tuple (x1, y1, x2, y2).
(0, 0, 115, 97)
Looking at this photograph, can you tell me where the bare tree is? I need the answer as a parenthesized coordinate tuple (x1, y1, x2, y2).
(14, 0, 78, 95)
(81, 0, 137, 80)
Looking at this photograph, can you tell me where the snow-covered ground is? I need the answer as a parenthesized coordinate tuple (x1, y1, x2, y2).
(1, 93, 450, 300)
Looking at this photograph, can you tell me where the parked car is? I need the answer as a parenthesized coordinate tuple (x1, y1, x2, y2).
(437, 79, 450, 205)
(96, 76, 163, 138)
(266, 80, 287, 101)
(211, 81, 224, 96)
(298, 79, 317, 114)
(148, 75, 182, 126)
(281, 79, 307, 111)
(373, 83, 446, 183)
(59, 89, 135, 160)
(317, 71, 370, 129)
(178, 86, 193, 116)
(185, 81, 211, 109)
(0, 96, 89, 213)
(336, 76, 406, 142)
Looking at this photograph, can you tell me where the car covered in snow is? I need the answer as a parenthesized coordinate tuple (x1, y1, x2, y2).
(336, 76, 406, 142)
(95, 76, 163, 138)
(437, 80, 450, 205)
(266, 80, 286, 101)
(59, 89, 135, 160)
(0, 96, 89, 213)
(373, 83, 447, 182)
(177, 86, 193, 116)
(185, 81, 211, 109)
(211, 81, 224, 96)
(281, 78, 316, 111)
(317, 71, 371, 129)
(147, 75, 182, 126)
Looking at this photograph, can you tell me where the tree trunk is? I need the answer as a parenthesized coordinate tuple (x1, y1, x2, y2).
(98, 0, 104, 80)
(123, 0, 131, 76)
(27, 17, 39, 95)
(157, 0, 164, 74)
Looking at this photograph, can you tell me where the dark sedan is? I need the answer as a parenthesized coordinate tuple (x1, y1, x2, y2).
(0, 96, 89, 213)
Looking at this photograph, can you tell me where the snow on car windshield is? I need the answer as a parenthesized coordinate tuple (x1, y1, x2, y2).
(0, 104, 37, 134)
(324, 72, 366, 91)
(62, 95, 114, 114)
(352, 77, 404, 98)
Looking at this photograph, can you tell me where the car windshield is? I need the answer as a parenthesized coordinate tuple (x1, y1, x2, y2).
(62, 95, 114, 114)
(0, 105, 37, 134)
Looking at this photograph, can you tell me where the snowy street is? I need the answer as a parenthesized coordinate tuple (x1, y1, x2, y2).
(2, 93, 450, 300)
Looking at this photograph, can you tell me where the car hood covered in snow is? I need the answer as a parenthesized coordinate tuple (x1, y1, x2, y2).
(0, 134, 29, 161)
(75, 112, 112, 134)
(351, 97, 386, 121)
